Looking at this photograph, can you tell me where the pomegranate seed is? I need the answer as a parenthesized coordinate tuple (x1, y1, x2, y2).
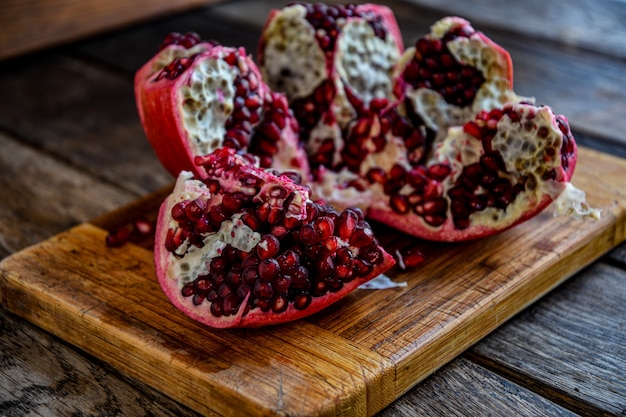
(171, 201, 189, 222)
(258, 258, 281, 282)
(366, 167, 387, 184)
(253, 281, 274, 299)
(396, 248, 425, 270)
(105, 227, 132, 248)
(132, 217, 153, 235)
(464, 121, 483, 138)
(427, 164, 452, 181)
(242, 266, 259, 286)
(184, 198, 206, 220)
(313, 216, 335, 240)
(277, 250, 300, 273)
(293, 294, 312, 310)
(273, 275, 292, 293)
(257, 234, 280, 260)
(193, 293, 206, 306)
(389, 193, 410, 214)
(181, 282, 195, 297)
(353, 258, 373, 277)
(299, 224, 321, 245)
(271, 295, 289, 313)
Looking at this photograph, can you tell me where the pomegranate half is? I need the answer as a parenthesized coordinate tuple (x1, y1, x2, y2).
(154, 148, 395, 328)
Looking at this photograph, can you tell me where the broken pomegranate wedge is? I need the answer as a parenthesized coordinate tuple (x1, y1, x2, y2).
(259, 2, 404, 143)
(134, 40, 309, 179)
(397, 16, 517, 135)
(154, 148, 395, 328)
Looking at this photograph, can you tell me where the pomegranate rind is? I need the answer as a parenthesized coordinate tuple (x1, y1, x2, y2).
(154, 150, 395, 328)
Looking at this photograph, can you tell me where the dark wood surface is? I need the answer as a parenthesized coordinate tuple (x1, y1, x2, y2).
(0, 0, 624, 416)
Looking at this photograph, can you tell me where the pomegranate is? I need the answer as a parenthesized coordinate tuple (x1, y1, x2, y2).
(260, 10, 597, 241)
(154, 148, 395, 328)
(258, 2, 404, 145)
(134, 36, 309, 179)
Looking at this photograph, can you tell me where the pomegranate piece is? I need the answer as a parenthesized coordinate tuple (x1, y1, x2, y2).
(154, 148, 395, 328)
(259, 2, 404, 148)
(134, 38, 309, 179)
(312, 101, 593, 241)
(397, 16, 518, 134)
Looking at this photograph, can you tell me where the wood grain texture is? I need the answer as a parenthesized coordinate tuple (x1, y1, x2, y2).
(0, 307, 202, 417)
(468, 262, 626, 416)
(0, 0, 219, 60)
(379, 358, 577, 417)
(402, 0, 626, 59)
(0, 225, 395, 417)
(1, 147, 624, 416)
(0, 55, 171, 196)
(0, 132, 134, 259)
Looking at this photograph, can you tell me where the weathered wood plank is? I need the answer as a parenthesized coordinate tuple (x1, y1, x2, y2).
(0, 132, 133, 259)
(607, 242, 626, 265)
(379, 357, 577, 417)
(402, 0, 626, 60)
(468, 262, 626, 416)
(0, 306, 202, 417)
(0, 55, 171, 196)
(72, 8, 260, 74)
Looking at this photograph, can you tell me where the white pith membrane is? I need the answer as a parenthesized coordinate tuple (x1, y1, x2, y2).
(260, 4, 325, 100)
(402, 18, 522, 136)
(179, 53, 239, 157)
(164, 171, 264, 285)
(150, 44, 209, 75)
(332, 17, 402, 129)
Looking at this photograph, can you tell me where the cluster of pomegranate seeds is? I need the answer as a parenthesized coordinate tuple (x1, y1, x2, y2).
(248, 92, 297, 167)
(105, 217, 154, 248)
(220, 50, 264, 151)
(155, 56, 198, 81)
(555, 115, 576, 173)
(290, 79, 336, 139)
(402, 25, 485, 107)
(165, 150, 389, 318)
(158, 31, 203, 51)
(298, 3, 387, 53)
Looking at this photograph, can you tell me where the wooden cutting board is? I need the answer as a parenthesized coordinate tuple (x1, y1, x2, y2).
(1, 147, 625, 417)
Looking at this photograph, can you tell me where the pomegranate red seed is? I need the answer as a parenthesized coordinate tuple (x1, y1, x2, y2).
(299, 224, 321, 245)
(105, 227, 132, 248)
(258, 258, 281, 281)
(253, 281, 274, 299)
(257, 234, 280, 259)
(277, 250, 300, 273)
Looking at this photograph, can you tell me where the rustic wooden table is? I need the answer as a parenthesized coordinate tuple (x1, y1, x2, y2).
(1, 0, 625, 416)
